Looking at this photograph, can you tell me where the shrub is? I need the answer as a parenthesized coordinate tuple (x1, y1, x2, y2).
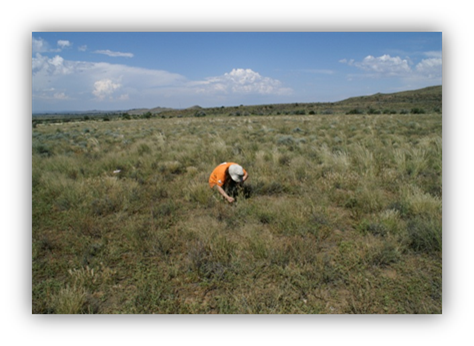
(33, 143, 53, 157)
(91, 196, 122, 216)
(406, 217, 442, 254)
(276, 135, 295, 146)
(137, 143, 152, 156)
(346, 108, 364, 115)
(194, 111, 206, 117)
(293, 110, 306, 115)
(370, 242, 401, 267)
(367, 108, 381, 115)
(278, 154, 292, 166)
(256, 181, 289, 196)
(357, 219, 388, 237)
(411, 108, 426, 114)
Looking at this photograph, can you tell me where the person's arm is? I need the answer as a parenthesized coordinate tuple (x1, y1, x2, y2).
(215, 185, 234, 203)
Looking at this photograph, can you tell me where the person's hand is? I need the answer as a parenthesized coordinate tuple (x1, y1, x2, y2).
(227, 196, 235, 203)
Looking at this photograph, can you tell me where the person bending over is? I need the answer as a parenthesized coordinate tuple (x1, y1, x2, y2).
(209, 162, 249, 203)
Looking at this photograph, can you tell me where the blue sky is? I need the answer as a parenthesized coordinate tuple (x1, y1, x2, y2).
(32, 32, 442, 113)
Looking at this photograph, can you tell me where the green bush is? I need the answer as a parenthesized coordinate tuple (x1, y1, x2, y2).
(194, 111, 206, 117)
(370, 242, 401, 267)
(346, 108, 364, 115)
(367, 108, 381, 114)
(33, 143, 53, 157)
(411, 108, 426, 114)
(407, 217, 442, 254)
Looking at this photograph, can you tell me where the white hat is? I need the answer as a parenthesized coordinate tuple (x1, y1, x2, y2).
(228, 164, 244, 182)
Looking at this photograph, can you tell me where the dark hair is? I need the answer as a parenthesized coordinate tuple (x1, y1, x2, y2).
(223, 178, 239, 197)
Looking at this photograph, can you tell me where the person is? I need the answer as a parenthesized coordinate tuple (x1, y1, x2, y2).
(209, 162, 249, 203)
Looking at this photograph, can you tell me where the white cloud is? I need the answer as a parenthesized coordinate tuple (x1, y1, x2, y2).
(415, 58, 442, 79)
(32, 53, 186, 104)
(424, 51, 442, 59)
(53, 92, 68, 100)
(32, 54, 292, 110)
(33, 37, 72, 53)
(94, 50, 134, 58)
(78, 45, 87, 52)
(191, 68, 292, 96)
(93, 79, 122, 100)
(32, 54, 74, 76)
(339, 59, 354, 66)
(353, 54, 411, 76)
(341, 53, 442, 82)
(57, 40, 71, 49)
(32, 37, 50, 53)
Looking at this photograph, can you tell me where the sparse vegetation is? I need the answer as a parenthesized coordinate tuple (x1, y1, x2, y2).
(32, 85, 441, 125)
(32, 90, 442, 314)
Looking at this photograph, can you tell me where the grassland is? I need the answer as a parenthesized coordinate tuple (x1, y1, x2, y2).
(32, 111, 442, 314)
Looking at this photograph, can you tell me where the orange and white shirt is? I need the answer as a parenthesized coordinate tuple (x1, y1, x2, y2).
(209, 162, 247, 188)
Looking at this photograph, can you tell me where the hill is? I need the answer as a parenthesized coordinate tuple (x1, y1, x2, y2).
(156, 85, 441, 118)
(127, 106, 174, 116)
(337, 85, 442, 112)
(32, 85, 441, 124)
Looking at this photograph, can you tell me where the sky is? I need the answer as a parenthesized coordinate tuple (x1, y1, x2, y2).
(31, 32, 442, 113)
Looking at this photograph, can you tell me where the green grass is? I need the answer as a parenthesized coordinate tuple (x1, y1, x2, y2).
(32, 112, 442, 314)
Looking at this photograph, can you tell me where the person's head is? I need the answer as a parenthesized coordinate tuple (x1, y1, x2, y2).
(228, 164, 244, 185)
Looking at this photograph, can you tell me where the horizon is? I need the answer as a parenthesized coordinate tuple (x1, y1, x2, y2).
(32, 84, 442, 115)
(32, 32, 442, 113)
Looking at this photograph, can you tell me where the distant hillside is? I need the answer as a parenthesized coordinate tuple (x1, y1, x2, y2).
(127, 106, 174, 116)
(157, 85, 442, 118)
(32, 85, 441, 124)
(337, 85, 442, 112)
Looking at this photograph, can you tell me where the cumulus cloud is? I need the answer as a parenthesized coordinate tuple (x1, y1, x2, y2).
(191, 68, 292, 96)
(32, 54, 292, 110)
(32, 37, 50, 53)
(32, 53, 74, 76)
(415, 58, 442, 79)
(33, 37, 73, 54)
(57, 40, 71, 49)
(340, 53, 442, 82)
(93, 79, 122, 100)
(94, 50, 134, 58)
(53, 92, 68, 100)
(350, 54, 411, 76)
(32, 53, 187, 104)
